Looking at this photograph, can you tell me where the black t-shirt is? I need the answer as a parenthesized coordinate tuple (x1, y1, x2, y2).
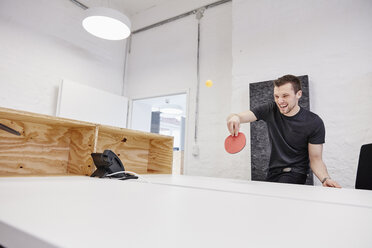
(252, 102, 325, 174)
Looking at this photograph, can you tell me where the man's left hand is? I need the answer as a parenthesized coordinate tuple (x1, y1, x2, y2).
(323, 178, 341, 188)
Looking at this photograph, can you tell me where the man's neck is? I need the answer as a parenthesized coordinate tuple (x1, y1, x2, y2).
(283, 105, 300, 117)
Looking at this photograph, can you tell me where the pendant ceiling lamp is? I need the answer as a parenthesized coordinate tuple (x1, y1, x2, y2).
(160, 104, 183, 115)
(82, 7, 131, 40)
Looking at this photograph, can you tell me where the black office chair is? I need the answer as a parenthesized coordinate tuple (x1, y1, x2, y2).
(355, 143, 372, 190)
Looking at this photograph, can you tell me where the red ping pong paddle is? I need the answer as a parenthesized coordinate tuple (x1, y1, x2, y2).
(224, 132, 246, 154)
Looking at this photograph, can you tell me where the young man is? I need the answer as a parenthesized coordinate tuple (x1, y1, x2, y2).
(227, 75, 341, 187)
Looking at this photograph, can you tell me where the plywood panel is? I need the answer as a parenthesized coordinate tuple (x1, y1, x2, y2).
(96, 132, 150, 174)
(0, 107, 96, 128)
(0, 118, 71, 176)
(99, 125, 171, 140)
(147, 138, 173, 174)
(0, 107, 174, 177)
(67, 128, 96, 176)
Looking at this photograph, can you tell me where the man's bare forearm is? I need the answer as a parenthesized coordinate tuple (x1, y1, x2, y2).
(310, 158, 330, 182)
(227, 110, 257, 123)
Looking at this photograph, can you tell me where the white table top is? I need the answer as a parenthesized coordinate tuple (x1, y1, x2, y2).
(143, 174, 372, 208)
(1, 176, 372, 248)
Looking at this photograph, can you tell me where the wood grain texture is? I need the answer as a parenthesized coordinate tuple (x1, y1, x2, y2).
(0, 107, 174, 176)
(67, 128, 96, 176)
(93, 126, 99, 153)
(173, 151, 184, 175)
(147, 138, 173, 174)
(99, 124, 172, 140)
(0, 106, 96, 128)
(0, 118, 71, 176)
(96, 131, 150, 174)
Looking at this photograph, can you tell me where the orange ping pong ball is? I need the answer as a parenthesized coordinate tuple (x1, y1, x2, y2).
(205, 80, 213, 87)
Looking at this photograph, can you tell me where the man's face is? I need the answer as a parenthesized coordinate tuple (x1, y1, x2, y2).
(273, 82, 302, 116)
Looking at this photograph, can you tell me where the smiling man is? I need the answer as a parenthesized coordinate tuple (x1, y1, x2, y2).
(227, 74, 341, 187)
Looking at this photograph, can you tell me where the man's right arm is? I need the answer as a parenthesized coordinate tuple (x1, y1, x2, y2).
(226, 111, 257, 136)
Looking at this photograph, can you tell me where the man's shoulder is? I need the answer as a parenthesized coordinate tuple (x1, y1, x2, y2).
(251, 101, 277, 120)
(301, 108, 324, 125)
(262, 101, 277, 112)
(255, 101, 276, 109)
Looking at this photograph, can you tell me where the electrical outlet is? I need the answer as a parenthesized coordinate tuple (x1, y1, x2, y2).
(192, 144, 199, 156)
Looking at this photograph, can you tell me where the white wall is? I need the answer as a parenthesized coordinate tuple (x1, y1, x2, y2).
(190, 3, 240, 178)
(0, 0, 126, 116)
(3, 0, 370, 187)
(57, 80, 128, 128)
(126, 16, 197, 97)
(126, 3, 236, 178)
(232, 0, 372, 187)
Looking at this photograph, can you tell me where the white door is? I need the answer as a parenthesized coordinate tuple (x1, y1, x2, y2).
(130, 93, 188, 174)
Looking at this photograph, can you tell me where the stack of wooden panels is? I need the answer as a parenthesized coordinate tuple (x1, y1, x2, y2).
(0, 107, 173, 177)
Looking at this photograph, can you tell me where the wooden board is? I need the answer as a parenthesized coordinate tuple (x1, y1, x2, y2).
(0, 107, 96, 128)
(98, 124, 172, 140)
(96, 131, 150, 174)
(0, 118, 71, 176)
(66, 128, 96, 176)
(148, 138, 173, 174)
(0, 107, 174, 176)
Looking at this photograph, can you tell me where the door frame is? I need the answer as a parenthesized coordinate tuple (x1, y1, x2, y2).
(128, 89, 190, 175)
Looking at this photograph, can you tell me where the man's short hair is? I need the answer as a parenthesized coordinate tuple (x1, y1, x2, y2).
(274, 74, 302, 93)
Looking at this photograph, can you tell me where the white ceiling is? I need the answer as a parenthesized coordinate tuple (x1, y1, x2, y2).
(77, 0, 221, 30)
(111, 0, 173, 15)
(80, 0, 184, 16)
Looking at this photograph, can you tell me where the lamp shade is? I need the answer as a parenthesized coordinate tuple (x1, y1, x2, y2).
(160, 104, 183, 115)
(82, 7, 131, 40)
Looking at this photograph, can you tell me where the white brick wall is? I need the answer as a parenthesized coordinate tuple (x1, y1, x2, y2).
(0, 0, 126, 115)
(126, 3, 237, 179)
(232, 0, 372, 187)
(2, 0, 371, 188)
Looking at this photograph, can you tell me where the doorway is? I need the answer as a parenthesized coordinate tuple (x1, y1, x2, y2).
(130, 92, 188, 174)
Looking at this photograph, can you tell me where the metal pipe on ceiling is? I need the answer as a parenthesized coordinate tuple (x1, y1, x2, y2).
(70, 0, 88, 10)
(132, 0, 231, 34)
